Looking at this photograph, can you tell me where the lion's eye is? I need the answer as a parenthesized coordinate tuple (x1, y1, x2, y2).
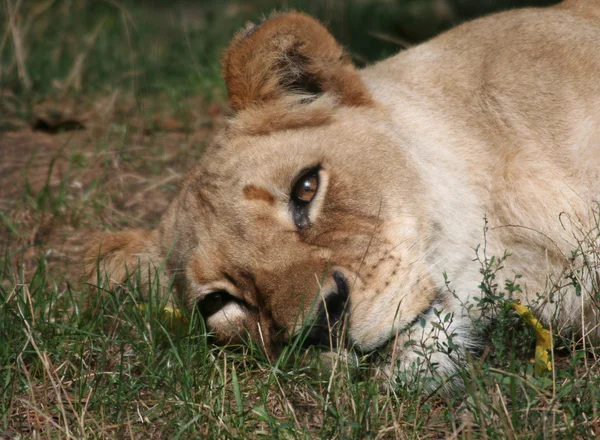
(197, 291, 232, 318)
(292, 170, 319, 204)
(290, 167, 321, 229)
(293, 173, 318, 203)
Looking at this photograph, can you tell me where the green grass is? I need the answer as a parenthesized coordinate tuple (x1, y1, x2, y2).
(1, 0, 597, 438)
(2, 238, 599, 438)
(1, 1, 241, 97)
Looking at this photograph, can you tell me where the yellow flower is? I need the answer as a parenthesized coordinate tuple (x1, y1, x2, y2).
(510, 301, 552, 376)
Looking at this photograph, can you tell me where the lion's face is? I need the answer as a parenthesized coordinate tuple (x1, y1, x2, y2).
(86, 13, 438, 357)
(165, 111, 438, 355)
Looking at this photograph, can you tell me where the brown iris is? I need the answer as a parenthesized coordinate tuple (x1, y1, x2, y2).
(293, 172, 318, 203)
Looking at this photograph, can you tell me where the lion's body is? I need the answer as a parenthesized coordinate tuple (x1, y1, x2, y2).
(362, 1, 600, 330)
(87, 1, 600, 389)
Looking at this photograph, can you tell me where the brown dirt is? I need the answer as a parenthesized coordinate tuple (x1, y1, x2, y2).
(0, 96, 227, 287)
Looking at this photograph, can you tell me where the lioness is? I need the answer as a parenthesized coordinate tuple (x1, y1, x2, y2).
(86, 0, 600, 389)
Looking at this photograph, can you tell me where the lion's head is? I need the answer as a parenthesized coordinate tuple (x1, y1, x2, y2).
(86, 12, 440, 359)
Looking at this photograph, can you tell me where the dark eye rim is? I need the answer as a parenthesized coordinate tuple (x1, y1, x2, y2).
(290, 165, 321, 229)
(197, 290, 239, 319)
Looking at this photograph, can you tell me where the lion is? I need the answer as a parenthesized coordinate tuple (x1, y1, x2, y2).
(86, 0, 600, 390)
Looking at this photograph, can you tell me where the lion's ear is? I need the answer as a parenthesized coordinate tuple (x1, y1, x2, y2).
(223, 12, 372, 111)
(84, 230, 164, 290)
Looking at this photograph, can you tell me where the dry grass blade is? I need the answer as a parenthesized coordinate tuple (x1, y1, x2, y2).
(6, 0, 31, 91)
(59, 18, 107, 95)
(18, 293, 85, 438)
(368, 32, 412, 49)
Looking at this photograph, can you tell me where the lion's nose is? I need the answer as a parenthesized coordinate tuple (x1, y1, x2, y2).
(328, 271, 349, 323)
(301, 271, 350, 349)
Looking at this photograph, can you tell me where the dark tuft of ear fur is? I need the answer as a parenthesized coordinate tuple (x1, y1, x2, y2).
(84, 230, 164, 293)
(223, 12, 372, 111)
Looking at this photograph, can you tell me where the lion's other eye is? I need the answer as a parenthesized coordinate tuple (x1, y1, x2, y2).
(293, 171, 319, 203)
(290, 167, 321, 229)
(197, 291, 232, 318)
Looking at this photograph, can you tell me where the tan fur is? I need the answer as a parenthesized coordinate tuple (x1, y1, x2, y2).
(227, 94, 337, 136)
(86, 2, 600, 389)
(85, 230, 162, 288)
